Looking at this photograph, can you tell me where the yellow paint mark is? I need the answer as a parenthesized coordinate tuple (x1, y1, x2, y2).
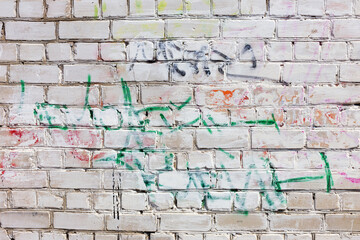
(185, 0, 191, 11)
(202, 0, 210, 5)
(135, 0, 143, 13)
(158, 0, 167, 12)
(102, 2, 107, 12)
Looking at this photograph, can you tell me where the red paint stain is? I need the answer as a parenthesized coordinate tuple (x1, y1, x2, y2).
(70, 150, 89, 162)
(93, 152, 106, 160)
(209, 89, 249, 106)
(8, 129, 41, 146)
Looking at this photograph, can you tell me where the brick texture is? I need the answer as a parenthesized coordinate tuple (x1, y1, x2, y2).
(0, 0, 358, 238)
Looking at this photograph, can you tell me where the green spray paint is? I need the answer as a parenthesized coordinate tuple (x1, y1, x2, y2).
(218, 148, 235, 159)
(320, 152, 334, 193)
(170, 96, 191, 110)
(94, 5, 99, 18)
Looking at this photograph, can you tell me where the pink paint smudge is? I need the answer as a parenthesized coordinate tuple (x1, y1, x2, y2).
(339, 172, 360, 184)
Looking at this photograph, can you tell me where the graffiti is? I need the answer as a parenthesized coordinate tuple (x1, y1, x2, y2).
(15, 75, 337, 218)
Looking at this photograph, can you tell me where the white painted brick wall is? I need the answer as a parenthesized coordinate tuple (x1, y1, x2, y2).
(0, 0, 359, 238)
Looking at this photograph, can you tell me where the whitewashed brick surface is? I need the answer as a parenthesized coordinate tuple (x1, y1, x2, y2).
(0, 0, 359, 238)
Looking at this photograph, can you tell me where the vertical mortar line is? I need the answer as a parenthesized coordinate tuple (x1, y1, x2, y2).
(15, 0, 19, 18)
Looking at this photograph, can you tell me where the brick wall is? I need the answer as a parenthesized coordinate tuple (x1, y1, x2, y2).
(0, 0, 360, 239)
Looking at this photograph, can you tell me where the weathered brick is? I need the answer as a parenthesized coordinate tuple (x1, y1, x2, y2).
(59, 21, 110, 39)
(160, 214, 211, 231)
(54, 212, 104, 230)
(0, 211, 50, 228)
(6, 22, 55, 40)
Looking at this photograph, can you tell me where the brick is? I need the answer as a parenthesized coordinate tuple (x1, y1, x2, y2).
(217, 170, 272, 189)
(223, 20, 275, 38)
(322, 42, 347, 60)
(64, 65, 116, 83)
(129, 0, 155, 16)
(172, 62, 224, 83)
(54, 212, 104, 230)
(118, 63, 169, 82)
(46, 0, 71, 18)
(234, 192, 260, 211)
(19, 44, 45, 61)
(37, 191, 64, 209)
(307, 130, 359, 149)
(94, 192, 113, 210)
(47, 43, 72, 61)
(6, 22, 55, 40)
(0, 128, 45, 147)
(313, 106, 340, 126)
(0, 0, 16, 17)
(334, 20, 360, 39)
(13, 232, 39, 240)
(12, 190, 36, 208)
(19, 0, 44, 17)
(254, 85, 305, 106)
(113, 20, 164, 39)
(341, 193, 360, 210)
(278, 20, 331, 38)
(50, 171, 101, 189)
(227, 63, 280, 81)
(186, 0, 211, 15)
(260, 235, 283, 240)
(142, 85, 191, 104)
(195, 85, 250, 106)
(102, 0, 128, 17)
(241, 0, 266, 15)
(287, 192, 313, 210)
(102, 85, 138, 105)
(10, 65, 60, 83)
(122, 192, 148, 210)
(196, 128, 249, 149)
(216, 214, 267, 230)
(0, 192, 7, 208)
(343, 111, 359, 130)
(270, 0, 296, 15)
(48, 86, 99, 105)
(315, 192, 339, 210)
(270, 214, 322, 231)
(160, 214, 211, 231)
(176, 192, 203, 209)
(158, 171, 212, 189)
(105, 130, 157, 149)
(59, 21, 109, 39)
(49, 129, 102, 148)
(74, 0, 100, 17)
(101, 43, 126, 61)
(326, 0, 352, 15)
(213, 0, 239, 15)
(294, 42, 320, 60)
(149, 192, 174, 210)
(351, 42, 360, 60)
(267, 42, 292, 61)
(0, 211, 50, 228)
(283, 63, 337, 83)
(326, 214, 360, 231)
(298, 0, 324, 16)
(66, 192, 91, 209)
(75, 43, 98, 60)
(340, 64, 360, 82)
(0, 43, 17, 61)
(309, 86, 360, 104)
(167, 19, 219, 38)
(107, 214, 157, 231)
(42, 233, 67, 240)
(206, 192, 232, 211)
